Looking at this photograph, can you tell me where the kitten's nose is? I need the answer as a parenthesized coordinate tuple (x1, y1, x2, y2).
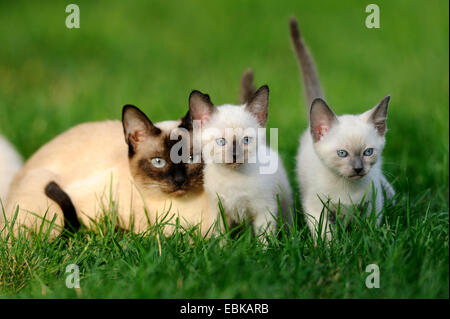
(352, 157, 364, 175)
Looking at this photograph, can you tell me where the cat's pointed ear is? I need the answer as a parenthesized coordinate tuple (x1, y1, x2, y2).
(239, 68, 256, 104)
(179, 109, 193, 131)
(189, 90, 215, 126)
(365, 95, 390, 136)
(122, 105, 161, 156)
(246, 85, 269, 126)
(310, 98, 338, 142)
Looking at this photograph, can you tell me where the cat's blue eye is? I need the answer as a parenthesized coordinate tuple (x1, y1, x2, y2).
(363, 148, 374, 156)
(151, 157, 166, 168)
(188, 154, 200, 164)
(216, 138, 226, 146)
(242, 136, 251, 145)
(337, 150, 348, 158)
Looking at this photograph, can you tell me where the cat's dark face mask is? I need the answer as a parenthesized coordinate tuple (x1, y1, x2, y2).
(123, 106, 204, 196)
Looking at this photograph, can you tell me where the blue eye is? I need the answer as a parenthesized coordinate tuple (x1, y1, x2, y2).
(242, 136, 251, 145)
(216, 138, 226, 146)
(151, 157, 166, 168)
(363, 148, 374, 156)
(187, 154, 200, 164)
(337, 150, 348, 158)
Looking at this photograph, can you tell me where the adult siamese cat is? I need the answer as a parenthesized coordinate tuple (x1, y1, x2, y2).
(290, 17, 395, 240)
(2, 106, 217, 239)
(0, 135, 23, 204)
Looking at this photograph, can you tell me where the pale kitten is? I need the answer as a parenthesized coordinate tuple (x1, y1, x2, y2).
(290, 17, 395, 240)
(188, 84, 293, 239)
(0, 135, 22, 204)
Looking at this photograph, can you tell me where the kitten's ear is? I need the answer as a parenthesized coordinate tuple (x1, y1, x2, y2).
(366, 95, 390, 136)
(310, 98, 338, 142)
(188, 90, 215, 126)
(239, 68, 256, 104)
(122, 105, 161, 155)
(179, 109, 193, 131)
(246, 85, 269, 126)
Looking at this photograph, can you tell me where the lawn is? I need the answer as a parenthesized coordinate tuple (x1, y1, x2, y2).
(0, 0, 448, 298)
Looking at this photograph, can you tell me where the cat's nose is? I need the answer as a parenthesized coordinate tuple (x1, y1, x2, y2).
(351, 157, 364, 175)
(173, 172, 186, 186)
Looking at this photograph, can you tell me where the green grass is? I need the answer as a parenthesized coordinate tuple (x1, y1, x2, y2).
(0, 0, 448, 298)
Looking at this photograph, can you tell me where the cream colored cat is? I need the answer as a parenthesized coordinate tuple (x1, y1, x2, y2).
(2, 106, 217, 239)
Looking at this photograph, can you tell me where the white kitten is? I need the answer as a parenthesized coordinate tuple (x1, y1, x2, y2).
(0, 135, 22, 204)
(189, 85, 293, 239)
(290, 17, 395, 240)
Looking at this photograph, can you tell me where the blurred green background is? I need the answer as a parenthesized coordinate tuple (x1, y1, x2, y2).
(0, 0, 448, 298)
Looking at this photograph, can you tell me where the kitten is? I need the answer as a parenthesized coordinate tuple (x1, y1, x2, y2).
(290, 17, 395, 240)
(2, 106, 217, 239)
(0, 135, 23, 204)
(188, 83, 293, 239)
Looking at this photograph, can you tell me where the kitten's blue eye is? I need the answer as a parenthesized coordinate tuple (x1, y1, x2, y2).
(337, 150, 348, 158)
(216, 138, 226, 146)
(363, 148, 374, 156)
(151, 157, 166, 168)
(242, 136, 251, 145)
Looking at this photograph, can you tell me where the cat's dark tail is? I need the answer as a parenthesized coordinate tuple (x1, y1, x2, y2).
(44, 181, 80, 234)
(239, 68, 256, 104)
(289, 16, 325, 112)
